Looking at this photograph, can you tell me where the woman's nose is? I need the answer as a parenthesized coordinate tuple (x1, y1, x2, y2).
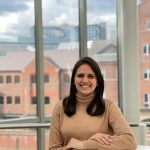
(81, 76, 89, 81)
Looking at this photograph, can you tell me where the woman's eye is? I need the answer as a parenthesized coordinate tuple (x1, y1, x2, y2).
(76, 73, 95, 79)
(87, 74, 95, 79)
(76, 74, 84, 78)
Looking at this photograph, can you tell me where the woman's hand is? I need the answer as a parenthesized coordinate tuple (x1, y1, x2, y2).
(65, 138, 84, 150)
(89, 133, 113, 145)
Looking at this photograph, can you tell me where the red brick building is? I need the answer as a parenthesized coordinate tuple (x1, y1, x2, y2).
(0, 41, 118, 119)
(138, 0, 150, 121)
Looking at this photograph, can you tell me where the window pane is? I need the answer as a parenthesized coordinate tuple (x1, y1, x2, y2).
(138, 0, 150, 145)
(146, 20, 150, 31)
(15, 96, 21, 104)
(0, 76, 4, 83)
(45, 96, 50, 104)
(6, 75, 12, 83)
(0, 129, 37, 150)
(87, 0, 118, 102)
(44, 74, 49, 83)
(42, 0, 79, 116)
(14, 75, 20, 83)
(6, 96, 12, 104)
(0, 1, 36, 118)
(0, 96, 4, 104)
(31, 97, 37, 105)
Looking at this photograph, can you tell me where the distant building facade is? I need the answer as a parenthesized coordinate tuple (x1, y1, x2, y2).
(0, 41, 117, 119)
(138, 0, 150, 121)
(17, 23, 107, 50)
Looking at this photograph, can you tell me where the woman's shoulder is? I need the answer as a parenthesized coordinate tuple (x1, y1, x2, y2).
(104, 98, 123, 116)
(53, 100, 64, 114)
(104, 98, 114, 105)
(104, 99, 119, 109)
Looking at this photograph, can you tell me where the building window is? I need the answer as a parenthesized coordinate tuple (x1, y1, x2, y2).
(15, 96, 21, 104)
(45, 97, 50, 104)
(30, 75, 36, 83)
(0, 96, 4, 104)
(6, 75, 12, 83)
(63, 74, 70, 83)
(31, 97, 37, 104)
(143, 44, 150, 55)
(0, 76, 4, 83)
(14, 75, 20, 83)
(144, 94, 150, 108)
(101, 71, 106, 79)
(146, 20, 150, 31)
(144, 69, 150, 79)
(44, 74, 49, 83)
(7, 96, 12, 104)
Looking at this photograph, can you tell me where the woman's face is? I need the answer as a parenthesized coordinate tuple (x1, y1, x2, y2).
(74, 64, 97, 96)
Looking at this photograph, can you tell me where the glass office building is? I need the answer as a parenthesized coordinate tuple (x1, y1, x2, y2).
(0, 0, 150, 149)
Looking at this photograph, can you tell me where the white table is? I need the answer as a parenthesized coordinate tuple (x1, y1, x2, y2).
(136, 145, 150, 150)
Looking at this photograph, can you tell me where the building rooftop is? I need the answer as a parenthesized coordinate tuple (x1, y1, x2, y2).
(0, 40, 117, 71)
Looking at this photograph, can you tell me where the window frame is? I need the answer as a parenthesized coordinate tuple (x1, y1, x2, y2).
(146, 20, 150, 31)
(144, 94, 150, 108)
(0, 0, 143, 149)
(0, 75, 4, 83)
(143, 44, 150, 55)
(6, 75, 12, 83)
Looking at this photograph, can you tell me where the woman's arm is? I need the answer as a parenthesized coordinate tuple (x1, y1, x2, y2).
(83, 101, 137, 150)
(106, 101, 137, 149)
(48, 101, 66, 150)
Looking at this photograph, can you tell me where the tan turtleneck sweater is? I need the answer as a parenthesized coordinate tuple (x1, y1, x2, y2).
(49, 94, 137, 150)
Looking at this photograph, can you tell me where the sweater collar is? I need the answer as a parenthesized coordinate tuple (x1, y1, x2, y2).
(76, 92, 95, 104)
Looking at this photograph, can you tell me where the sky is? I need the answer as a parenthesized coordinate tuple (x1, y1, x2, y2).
(0, 0, 116, 42)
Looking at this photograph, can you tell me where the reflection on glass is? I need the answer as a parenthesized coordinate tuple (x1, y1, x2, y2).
(137, 0, 150, 145)
(0, 129, 37, 150)
(87, 0, 118, 102)
(0, 1, 36, 119)
(42, 0, 79, 116)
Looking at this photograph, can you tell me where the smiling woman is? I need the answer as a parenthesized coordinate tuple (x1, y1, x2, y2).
(0, 0, 149, 150)
(49, 57, 137, 150)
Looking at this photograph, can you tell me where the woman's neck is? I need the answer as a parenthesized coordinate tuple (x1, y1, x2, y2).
(76, 92, 95, 104)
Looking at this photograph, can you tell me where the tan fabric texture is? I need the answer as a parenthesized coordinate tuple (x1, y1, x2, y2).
(48, 95, 137, 150)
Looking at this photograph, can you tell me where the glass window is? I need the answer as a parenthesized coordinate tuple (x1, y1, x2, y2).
(0, 129, 37, 150)
(30, 75, 36, 83)
(144, 69, 150, 79)
(0, 76, 4, 83)
(146, 20, 150, 31)
(138, 1, 150, 140)
(87, 0, 118, 102)
(14, 75, 20, 83)
(31, 97, 37, 105)
(143, 44, 150, 55)
(6, 96, 12, 104)
(44, 74, 49, 83)
(45, 96, 50, 104)
(15, 96, 21, 104)
(42, 0, 79, 117)
(6, 75, 12, 83)
(2, 0, 149, 149)
(0, 0, 36, 119)
(0, 96, 4, 104)
(144, 94, 150, 108)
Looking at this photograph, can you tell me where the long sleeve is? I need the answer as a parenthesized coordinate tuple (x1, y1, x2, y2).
(48, 101, 66, 150)
(83, 101, 137, 150)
